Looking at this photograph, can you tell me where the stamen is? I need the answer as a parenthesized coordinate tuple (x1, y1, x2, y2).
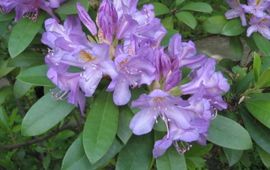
(24, 9, 39, 21)
(173, 142, 192, 154)
(160, 114, 170, 139)
(79, 50, 96, 62)
(211, 109, 218, 119)
(47, 48, 54, 57)
(50, 88, 69, 100)
(0, 6, 6, 13)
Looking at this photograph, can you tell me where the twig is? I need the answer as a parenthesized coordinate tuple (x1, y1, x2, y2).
(0, 125, 77, 151)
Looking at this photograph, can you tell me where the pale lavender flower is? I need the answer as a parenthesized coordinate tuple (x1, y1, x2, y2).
(129, 89, 190, 135)
(132, 4, 167, 47)
(153, 48, 171, 81)
(152, 94, 213, 157)
(168, 34, 207, 69)
(113, 0, 138, 18)
(242, 0, 270, 18)
(107, 48, 156, 105)
(46, 58, 86, 113)
(97, 0, 118, 43)
(130, 89, 213, 157)
(247, 16, 270, 39)
(152, 47, 181, 91)
(117, 3, 166, 49)
(42, 16, 89, 53)
(225, 0, 247, 26)
(77, 3, 97, 35)
(42, 17, 117, 111)
(181, 58, 230, 110)
(0, 0, 65, 21)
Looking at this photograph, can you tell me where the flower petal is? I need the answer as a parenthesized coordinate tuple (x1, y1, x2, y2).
(153, 137, 173, 158)
(129, 108, 157, 135)
(77, 2, 97, 35)
(79, 68, 103, 97)
(113, 78, 131, 105)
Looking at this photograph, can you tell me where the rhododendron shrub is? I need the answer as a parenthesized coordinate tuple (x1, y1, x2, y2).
(0, 0, 270, 169)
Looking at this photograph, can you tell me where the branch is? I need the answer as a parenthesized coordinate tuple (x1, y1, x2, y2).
(0, 125, 78, 151)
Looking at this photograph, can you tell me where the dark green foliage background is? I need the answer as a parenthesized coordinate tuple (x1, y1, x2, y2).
(1, 0, 270, 169)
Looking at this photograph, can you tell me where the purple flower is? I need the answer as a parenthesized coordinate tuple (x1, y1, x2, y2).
(0, 0, 16, 13)
(97, 0, 118, 43)
(130, 89, 214, 157)
(132, 4, 167, 47)
(168, 34, 207, 69)
(107, 49, 155, 105)
(0, 0, 65, 21)
(152, 47, 181, 91)
(42, 17, 117, 111)
(153, 48, 171, 81)
(242, 0, 270, 18)
(42, 16, 89, 52)
(46, 58, 86, 113)
(181, 58, 230, 110)
(78, 43, 117, 97)
(76, 3, 97, 36)
(117, 4, 166, 48)
(113, 0, 138, 18)
(225, 0, 247, 26)
(129, 89, 190, 135)
(247, 16, 270, 39)
(152, 94, 213, 157)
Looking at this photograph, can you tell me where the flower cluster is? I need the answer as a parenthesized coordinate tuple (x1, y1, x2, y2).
(225, 0, 270, 39)
(0, 0, 65, 21)
(42, 0, 229, 157)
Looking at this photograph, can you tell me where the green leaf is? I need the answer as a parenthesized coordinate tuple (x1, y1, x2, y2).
(185, 144, 213, 157)
(116, 134, 153, 170)
(0, 13, 14, 22)
(62, 135, 92, 170)
(229, 37, 243, 61)
(117, 106, 133, 144)
(21, 93, 74, 136)
(56, 0, 89, 15)
(221, 19, 244, 36)
(153, 2, 170, 16)
(13, 79, 32, 99)
(207, 115, 252, 150)
(253, 33, 270, 56)
(0, 106, 9, 130)
(17, 65, 53, 87)
(8, 51, 43, 68)
(83, 90, 119, 163)
(62, 135, 124, 170)
(156, 147, 187, 170)
(255, 69, 270, 88)
(253, 53, 261, 82)
(8, 14, 45, 58)
(0, 86, 13, 105)
(223, 148, 243, 167)
(241, 109, 270, 154)
(257, 146, 270, 168)
(161, 29, 178, 46)
(176, 11, 197, 29)
(186, 157, 205, 170)
(176, 0, 185, 6)
(245, 93, 270, 128)
(162, 16, 174, 30)
(0, 59, 15, 78)
(181, 2, 213, 13)
(203, 16, 227, 34)
(61, 135, 89, 169)
(154, 118, 167, 132)
(91, 139, 124, 169)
